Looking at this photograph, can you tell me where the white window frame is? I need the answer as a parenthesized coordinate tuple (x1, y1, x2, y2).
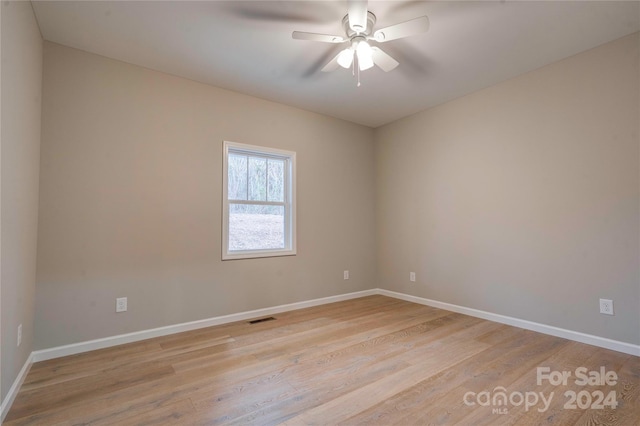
(222, 141, 296, 260)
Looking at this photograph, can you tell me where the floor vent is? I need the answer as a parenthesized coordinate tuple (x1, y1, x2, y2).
(248, 316, 276, 324)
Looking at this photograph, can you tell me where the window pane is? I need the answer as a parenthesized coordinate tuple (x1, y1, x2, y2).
(228, 154, 247, 200)
(228, 204, 285, 251)
(267, 159, 284, 202)
(248, 157, 267, 201)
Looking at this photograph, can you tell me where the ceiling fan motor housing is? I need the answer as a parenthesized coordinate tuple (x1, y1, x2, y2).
(342, 11, 376, 38)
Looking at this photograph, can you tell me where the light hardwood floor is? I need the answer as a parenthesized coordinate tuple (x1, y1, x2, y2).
(5, 295, 639, 425)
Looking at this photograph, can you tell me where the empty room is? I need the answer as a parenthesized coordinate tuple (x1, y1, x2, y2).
(1, 0, 639, 424)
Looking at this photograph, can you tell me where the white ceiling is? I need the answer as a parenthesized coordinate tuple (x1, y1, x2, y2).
(32, 1, 640, 128)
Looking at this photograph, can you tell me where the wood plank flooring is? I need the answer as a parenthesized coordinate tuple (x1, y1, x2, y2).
(5, 295, 639, 425)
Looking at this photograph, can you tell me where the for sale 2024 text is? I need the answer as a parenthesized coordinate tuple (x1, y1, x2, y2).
(537, 366, 618, 410)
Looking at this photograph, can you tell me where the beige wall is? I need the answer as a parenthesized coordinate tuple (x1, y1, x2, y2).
(33, 32, 640, 351)
(375, 33, 640, 344)
(35, 42, 376, 349)
(1, 1, 43, 401)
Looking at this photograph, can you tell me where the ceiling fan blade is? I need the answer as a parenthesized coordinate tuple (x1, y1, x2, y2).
(321, 52, 342, 72)
(373, 16, 429, 42)
(348, 0, 368, 33)
(371, 47, 399, 72)
(292, 31, 345, 43)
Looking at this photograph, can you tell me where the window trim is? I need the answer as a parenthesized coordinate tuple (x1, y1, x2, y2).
(222, 141, 296, 260)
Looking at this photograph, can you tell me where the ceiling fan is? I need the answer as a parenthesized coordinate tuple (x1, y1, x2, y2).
(292, 0, 429, 85)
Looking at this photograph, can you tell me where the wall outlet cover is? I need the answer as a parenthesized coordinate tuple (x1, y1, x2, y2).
(599, 298, 614, 315)
(116, 297, 128, 313)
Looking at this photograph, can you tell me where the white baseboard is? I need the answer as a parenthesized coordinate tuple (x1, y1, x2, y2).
(32, 289, 377, 362)
(0, 352, 33, 423)
(377, 289, 640, 357)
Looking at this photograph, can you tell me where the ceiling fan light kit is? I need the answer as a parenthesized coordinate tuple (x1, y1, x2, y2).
(292, 0, 429, 86)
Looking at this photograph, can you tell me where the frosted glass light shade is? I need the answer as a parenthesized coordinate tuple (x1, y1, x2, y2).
(356, 41, 374, 70)
(337, 48, 354, 69)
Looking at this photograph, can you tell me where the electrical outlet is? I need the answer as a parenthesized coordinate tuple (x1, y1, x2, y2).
(410, 272, 416, 282)
(343, 270, 349, 280)
(17, 324, 22, 347)
(116, 297, 128, 313)
(599, 299, 614, 315)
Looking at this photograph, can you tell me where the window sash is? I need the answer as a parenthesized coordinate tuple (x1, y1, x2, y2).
(227, 152, 289, 203)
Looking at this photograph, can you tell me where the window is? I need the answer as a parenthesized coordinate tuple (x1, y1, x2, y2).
(222, 141, 296, 260)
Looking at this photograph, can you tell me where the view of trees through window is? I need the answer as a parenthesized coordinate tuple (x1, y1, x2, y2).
(227, 153, 286, 251)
